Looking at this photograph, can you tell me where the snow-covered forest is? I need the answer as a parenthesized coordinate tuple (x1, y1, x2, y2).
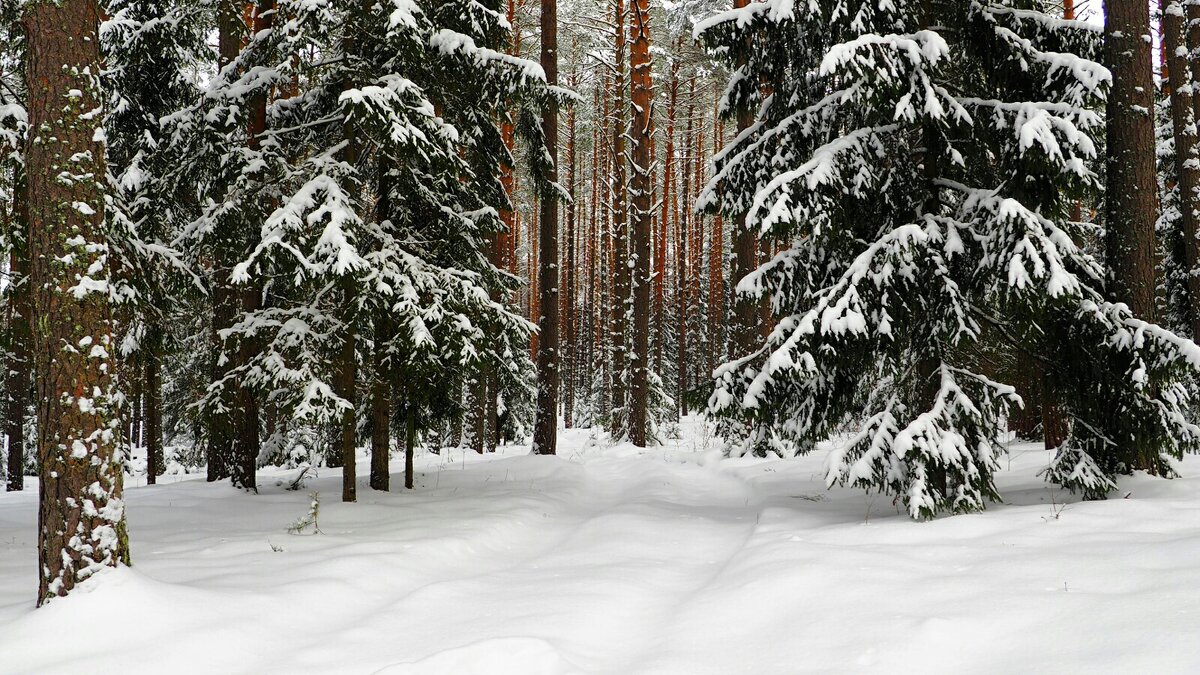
(2, 0, 1200, 671)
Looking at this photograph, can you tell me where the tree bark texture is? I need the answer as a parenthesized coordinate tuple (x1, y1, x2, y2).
(144, 325, 163, 484)
(628, 0, 654, 446)
(25, 0, 131, 605)
(1104, 0, 1160, 320)
(609, 0, 629, 438)
(1163, 0, 1200, 338)
(532, 0, 560, 455)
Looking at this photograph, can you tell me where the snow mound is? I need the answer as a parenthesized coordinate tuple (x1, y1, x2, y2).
(374, 638, 580, 675)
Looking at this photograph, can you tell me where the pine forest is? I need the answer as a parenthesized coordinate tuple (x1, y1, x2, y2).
(2, 0, 1200, 672)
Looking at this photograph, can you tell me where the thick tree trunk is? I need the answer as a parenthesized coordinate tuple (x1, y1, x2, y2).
(628, 0, 654, 446)
(25, 0, 130, 605)
(1105, 0, 1160, 319)
(6, 179, 30, 492)
(1163, 0, 1200, 338)
(1105, 0, 1163, 473)
(532, 0, 560, 455)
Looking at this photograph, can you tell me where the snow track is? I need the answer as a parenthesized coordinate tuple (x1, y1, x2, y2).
(1, 420, 1199, 673)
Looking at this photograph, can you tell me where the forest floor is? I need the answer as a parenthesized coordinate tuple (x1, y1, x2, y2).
(1, 417, 1199, 674)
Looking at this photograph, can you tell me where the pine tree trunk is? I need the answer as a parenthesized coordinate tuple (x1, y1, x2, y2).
(468, 374, 486, 453)
(1105, 0, 1160, 320)
(335, 321, 356, 501)
(129, 352, 142, 454)
(144, 324, 163, 485)
(628, 0, 654, 446)
(404, 404, 416, 489)
(25, 0, 130, 604)
(708, 105, 725, 375)
(1163, 0, 1200, 338)
(690, 116, 706, 390)
(5, 178, 30, 492)
(657, 59, 678, 374)
(530, 206, 540, 360)
(562, 72, 577, 429)
(226, 0, 277, 493)
(207, 0, 242, 484)
(335, 1, 365, 501)
(532, 0, 560, 455)
(599, 74, 613, 427)
(1106, 0, 1163, 473)
(495, 0, 518, 444)
(609, 0, 629, 438)
(370, 317, 391, 491)
(677, 82, 694, 415)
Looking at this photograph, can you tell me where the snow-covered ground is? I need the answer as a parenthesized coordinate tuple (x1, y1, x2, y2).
(2, 417, 1199, 674)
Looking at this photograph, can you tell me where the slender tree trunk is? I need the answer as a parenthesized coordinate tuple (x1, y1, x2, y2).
(144, 324, 163, 485)
(129, 352, 142, 454)
(708, 103, 725, 376)
(562, 69, 578, 429)
(677, 81, 694, 415)
(6, 179, 30, 491)
(207, 0, 250, 483)
(468, 375, 486, 453)
(609, 0, 629, 438)
(335, 0, 364, 502)
(628, 0, 654, 446)
(1163, 0, 1200, 338)
(1187, 0, 1200, 125)
(657, 59, 678, 373)
(405, 404, 416, 489)
(25, 0, 130, 604)
(370, 317, 391, 491)
(690, 115, 706, 390)
(532, 0, 560, 455)
(493, 0, 518, 445)
(236, 1, 275, 490)
(600, 74, 613, 427)
(530, 205, 540, 360)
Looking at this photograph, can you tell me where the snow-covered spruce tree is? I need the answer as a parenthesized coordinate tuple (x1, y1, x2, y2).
(169, 0, 548, 496)
(103, 0, 210, 485)
(698, 1, 1200, 518)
